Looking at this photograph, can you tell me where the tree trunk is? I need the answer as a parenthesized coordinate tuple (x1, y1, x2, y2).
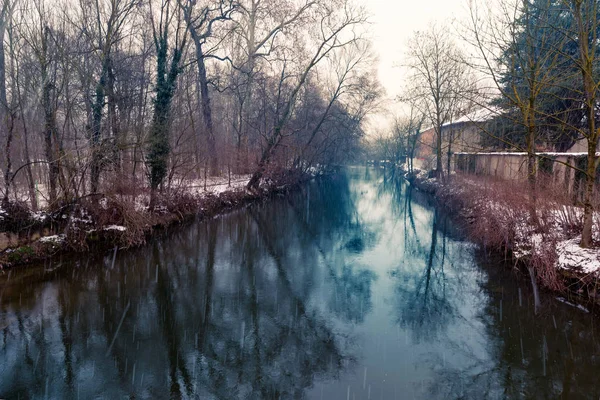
(446, 130, 453, 180)
(192, 39, 218, 176)
(247, 134, 279, 190)
(16, 70, 37, 210)
(0, 18, 8, 204)
(572, 0, 598, 248)
(106, 58, 121, 170)
(435, 126, 443, 178)
(147, 93, 171, 208)
(23, 138, 37, 211)
(2, 114, 12, 205)
(90, 59, 108, 194)
(526, 108, 538, 225)
(581, 139, 597, 248)
(147, 32, 185, 209)
(41, 35, 60, 205)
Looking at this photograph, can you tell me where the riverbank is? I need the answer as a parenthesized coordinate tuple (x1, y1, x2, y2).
(0, 168, 318, 269)
(405, 167, 600, 308)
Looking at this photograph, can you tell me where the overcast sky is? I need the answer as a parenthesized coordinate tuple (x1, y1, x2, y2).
(363, 0, 472, 132)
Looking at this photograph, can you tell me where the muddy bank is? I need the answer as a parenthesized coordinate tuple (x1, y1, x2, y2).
(0, 170, 318, 269)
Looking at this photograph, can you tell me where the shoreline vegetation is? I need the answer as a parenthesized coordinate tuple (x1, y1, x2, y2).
(0, 168, 320, 269)
(0, 0, 376, 269)
(404, 166, 600, 311)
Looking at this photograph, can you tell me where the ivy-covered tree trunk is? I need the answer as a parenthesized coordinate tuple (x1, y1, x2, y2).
(147, 96, 171, 205)
(147, 29, 185, 209)
(106, 58, 121, 169)
(90, 59, 109, 194)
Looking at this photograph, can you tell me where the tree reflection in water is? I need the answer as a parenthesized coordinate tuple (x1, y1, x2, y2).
(1, 167, 599, 399)
(0, 171, 371, 399)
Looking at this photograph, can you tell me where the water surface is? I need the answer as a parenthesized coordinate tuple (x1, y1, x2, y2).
(1, 167, 599, 399)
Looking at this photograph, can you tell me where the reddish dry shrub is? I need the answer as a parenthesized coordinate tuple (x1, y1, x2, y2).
(75, 195, 151, 248)
(530, 239, 564, 292)
(262, 166, 310, 190)
(153, 190, 200, 218)
(440, 173, 589, 292)
(199, 189, 257, 215)
(440, 175, 531, 251)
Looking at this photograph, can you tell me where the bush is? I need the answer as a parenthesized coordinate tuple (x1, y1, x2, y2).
(438, 173, 592, 293)
(67, 195, 151, 248)
(156, 191, 200, 217)
(7, 246, 36, 263)
(0, 200, 35, 232)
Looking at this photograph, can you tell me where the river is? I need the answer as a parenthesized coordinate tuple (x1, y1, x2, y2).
(0, 166, 599, 399)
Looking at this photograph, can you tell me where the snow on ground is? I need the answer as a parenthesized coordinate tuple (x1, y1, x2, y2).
(4, 171, 320, 250)
(39, 234, 65, 244)
(407, 168, 600, 278)
(556, 238, 600, 275)
(454, 151, 600, 157)
(185, 175, 252, 196)
(30, 211, 48, 222)
(556, 296, 591, 313)
(104, 225, 127, 232)
(509, 209, 600, 276)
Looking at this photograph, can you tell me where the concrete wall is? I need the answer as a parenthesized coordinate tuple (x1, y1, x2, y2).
(453, 152, 585, 195)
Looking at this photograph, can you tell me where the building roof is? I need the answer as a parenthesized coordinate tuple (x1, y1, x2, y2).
(420, 106, 501, 133)
(449, 107, 500, 126)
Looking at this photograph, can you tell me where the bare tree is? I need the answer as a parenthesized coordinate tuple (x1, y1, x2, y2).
(293, 41, 379, 168)
(179, 0, 236, 176)
(466, 0, 566, 220)
(246, 0, 367, 190)
(0, 0, 374, 220)
(404, 24, 470, 179)
(231, 0, 317, 173)
(77, 0, 139, 194)
(563, 0, 600, 248)
(0, 0, 15, 205)
(398, 103, 425, 174)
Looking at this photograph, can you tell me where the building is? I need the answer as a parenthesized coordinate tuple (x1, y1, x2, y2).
(415, 107, 595, 197)
(414, 107, 499, 171)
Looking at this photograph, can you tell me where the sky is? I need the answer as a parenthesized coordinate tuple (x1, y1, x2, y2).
(362, 0, 473, 133)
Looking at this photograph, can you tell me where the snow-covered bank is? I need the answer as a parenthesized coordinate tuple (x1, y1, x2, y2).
(0, 169, 320, 268)
(405, 167, 600, 306)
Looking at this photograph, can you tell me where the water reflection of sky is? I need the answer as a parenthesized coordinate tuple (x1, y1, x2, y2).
(0, 166, 599, 399)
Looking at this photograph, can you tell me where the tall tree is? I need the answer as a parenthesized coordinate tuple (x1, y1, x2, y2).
(405, 25, 470, 179)
(147, 0, 188, 207)
(79, 0, 138, 194)
(232, 0, 317, 173)
(0, 0, 15, 205)
(564, 0, 600, 247)
(467, 0, 566, 219)
(246, 0, 367, 190)
(179, 0, 236, 176)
